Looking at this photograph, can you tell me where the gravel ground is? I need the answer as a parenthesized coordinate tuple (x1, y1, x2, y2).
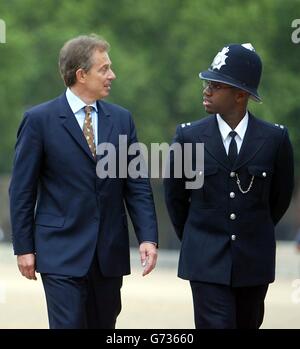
(1, 242, 300, 329)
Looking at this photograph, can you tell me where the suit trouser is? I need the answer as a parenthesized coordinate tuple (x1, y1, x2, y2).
(41, 255, 123, 329)
(190, 281, 268, 329)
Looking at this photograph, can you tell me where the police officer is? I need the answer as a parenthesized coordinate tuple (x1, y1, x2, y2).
(164, 43, 294, 329)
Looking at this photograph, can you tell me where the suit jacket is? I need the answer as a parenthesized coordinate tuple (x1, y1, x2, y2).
(9, 92, 158, 277)
(164, 113, 294, 287)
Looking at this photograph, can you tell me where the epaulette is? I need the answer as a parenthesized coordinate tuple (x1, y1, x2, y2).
(181, 122, 191, 128)
(274, 123, 285, 129)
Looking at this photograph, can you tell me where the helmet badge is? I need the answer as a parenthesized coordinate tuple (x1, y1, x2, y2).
(211, 46, 229, 70)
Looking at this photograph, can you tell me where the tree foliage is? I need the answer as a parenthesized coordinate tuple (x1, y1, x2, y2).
(1, 0, 299, 176)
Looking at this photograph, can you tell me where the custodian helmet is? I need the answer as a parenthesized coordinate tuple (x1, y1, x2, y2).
(199, 43, 262, 102)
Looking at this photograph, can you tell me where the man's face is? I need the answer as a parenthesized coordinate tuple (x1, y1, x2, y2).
(83, 50, 116, 100)
(202, 81, 238, 115)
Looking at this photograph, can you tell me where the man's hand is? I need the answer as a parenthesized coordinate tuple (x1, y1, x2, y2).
(139, 242, 157, 276)
(17, 253, 37, 280)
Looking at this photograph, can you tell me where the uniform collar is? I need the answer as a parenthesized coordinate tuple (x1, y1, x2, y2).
(216, 111, 249, 141)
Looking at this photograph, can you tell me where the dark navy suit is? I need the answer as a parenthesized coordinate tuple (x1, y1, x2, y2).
(164, 113, 294, 328)
(9, 92, 158, 328)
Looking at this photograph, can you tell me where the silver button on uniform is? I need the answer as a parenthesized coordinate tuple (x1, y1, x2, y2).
(230, 192, 235, 198)
(230, 213, 236, 220)
(230, 171, 235, 178)
(231, 234, 236, 241)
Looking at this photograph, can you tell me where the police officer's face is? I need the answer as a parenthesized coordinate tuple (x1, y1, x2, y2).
(202, 81, 238, 115)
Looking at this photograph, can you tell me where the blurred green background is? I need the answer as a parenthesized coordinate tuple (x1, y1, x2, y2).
(0, 0, 299, 247)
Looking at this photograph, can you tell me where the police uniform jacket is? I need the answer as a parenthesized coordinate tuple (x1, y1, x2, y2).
(164, 113, 294, 287)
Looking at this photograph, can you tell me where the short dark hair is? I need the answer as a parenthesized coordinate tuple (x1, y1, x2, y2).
(58, 34, 110, 87)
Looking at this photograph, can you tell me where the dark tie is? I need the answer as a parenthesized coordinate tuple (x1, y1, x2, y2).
(83, 106, 96, 158)
(228, 130, 237, 165)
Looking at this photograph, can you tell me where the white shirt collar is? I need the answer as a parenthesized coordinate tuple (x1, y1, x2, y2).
(66, 88, 98, 114)
(216, 111, 249, 141)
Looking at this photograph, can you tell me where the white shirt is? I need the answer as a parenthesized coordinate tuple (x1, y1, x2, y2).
(216, 112, 249, 155)
(66, 88, 98, 145)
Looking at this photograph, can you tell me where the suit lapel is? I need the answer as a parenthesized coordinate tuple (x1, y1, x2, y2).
(200, 114, 266, 171)
(97, 101, 114, 147)
(233, 113, 266, 170)
(201, 116, 232, 170)
(59, 93, 95, 162)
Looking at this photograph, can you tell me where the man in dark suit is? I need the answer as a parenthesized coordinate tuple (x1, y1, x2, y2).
(9, 34, 158, 329)
(164, 43, 294, 329)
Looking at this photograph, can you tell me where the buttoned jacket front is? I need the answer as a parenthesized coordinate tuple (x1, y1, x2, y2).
(164, 113, 294, 286)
